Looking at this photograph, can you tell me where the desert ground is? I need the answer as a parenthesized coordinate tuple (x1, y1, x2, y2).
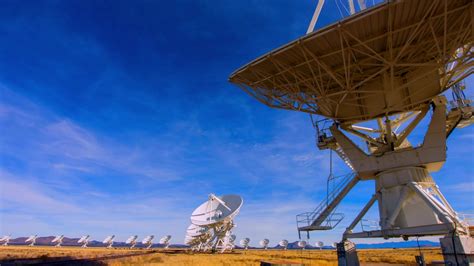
(0, 245, 444, 265)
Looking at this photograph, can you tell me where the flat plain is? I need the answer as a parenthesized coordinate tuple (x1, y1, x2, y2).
(0, 246, 444, 265)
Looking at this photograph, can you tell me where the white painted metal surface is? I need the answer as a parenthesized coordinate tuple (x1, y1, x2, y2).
(103, 235, 115, 248)
(25, 235, 37, 247)
(52, 235, 64, 247)
(259, 239, 269, 249)
(279, 239, 289, 250)
(126, 235, 138, 249)
(142, 235, 154, 249)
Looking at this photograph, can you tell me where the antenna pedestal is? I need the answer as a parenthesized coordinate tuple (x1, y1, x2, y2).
(336, 99, 469, 240)
(440, 235, 474, 265)
(336, 240, 359, 266)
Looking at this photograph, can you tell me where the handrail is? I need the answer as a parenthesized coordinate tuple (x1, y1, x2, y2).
(297, 172, 356, 230)
(309, 173, 354, 220)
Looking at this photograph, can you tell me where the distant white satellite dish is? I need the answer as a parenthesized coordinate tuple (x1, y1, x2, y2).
(0, 235, 11, 246)
(315, 241, 324, 250)
(52, 235, 64, 247)
(142, 235, 154, 249)
(187, 224, 208, 238)
(259, 239, 269, 249)
(25, 235, 37, 247)
(189, 194, 243, 253)
(332, 242, 338, 249)
(159, 235, 172, 249)
(239, 238, 250, 249)
(298, 240, 307, 250)
(103, 235, 115, 248)
(279, 239, 289, 250)
(222, 233, 237, 251)
(126, 235, 138, 249)
(78, 235, 90, 248)
(185, 224, 213, 252)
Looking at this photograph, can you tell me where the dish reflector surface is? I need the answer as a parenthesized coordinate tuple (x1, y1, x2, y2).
(78, 235, 90, 243)
(52, 235, 64, 242)
(103, 235, 115, 244)
(25, 235, 37, 242)
(298, 240, 307, 248)
(159, 235, 171, 244)
(191, 194, 243, 226)
(229, 0, 473, 123)
(142, 235, 154, 244)
(126, 235, 138, 244)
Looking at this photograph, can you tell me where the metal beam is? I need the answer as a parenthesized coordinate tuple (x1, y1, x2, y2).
(307, 0, 325, 34)
(345, 193, 378, 235)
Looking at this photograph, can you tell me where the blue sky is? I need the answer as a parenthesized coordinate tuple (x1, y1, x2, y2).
(0, 0, 473, 246)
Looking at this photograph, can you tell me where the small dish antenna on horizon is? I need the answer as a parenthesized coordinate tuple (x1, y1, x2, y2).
(259, 239, 269, 249)
(315, 241, 324, 250)
(279, 239, 289, 250)
(332, 242, 338, 249)
(159, 235, 172, 249)
(52, 235, 64, 247)
(0, 235, 11, 246)
(298, 240, 307, 250)
(224, 234, 237, 251)
(25, 235, 37, 246)
(142, 235, 154, 249)
(78, 235, 90, 248)
(239, 238, 250, 249)
(103, 235, 115, 248)
(126, 235, 138, 249)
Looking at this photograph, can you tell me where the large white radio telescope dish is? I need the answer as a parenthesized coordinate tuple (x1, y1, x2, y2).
(0, 235, 11, 246)
(187, 193, 243, 253)
(159, 235, 172, 249)
(315, 241, 324, 250)
(191, 194, 242, 226)
(298, 240, 307, 249)
(25, 235, 37, 246)
(78, 235, 90, 248)
(52, 235, 64, 247)
(279, 239, 289, 250)
(259, 239, 269, 249)
(103, 235, 115, 248)
(240, 238, 250, 249)
(126, 235, 138, 249)
(186, 224, 208, 237)
(142, 235, 154, 249)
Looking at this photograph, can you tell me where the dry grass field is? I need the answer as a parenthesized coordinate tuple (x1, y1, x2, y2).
(0, 246, 444, 265)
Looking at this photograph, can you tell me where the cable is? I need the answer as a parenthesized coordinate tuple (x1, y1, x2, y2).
(334, 0, 345, 18)
(416, 236, 422, 257)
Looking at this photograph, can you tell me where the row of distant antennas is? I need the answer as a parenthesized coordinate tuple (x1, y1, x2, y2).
(239, 238, 332, 250)
(185, 194, 243, 253)
(79, 235, 171, 249)
(0, 234, 170, 249)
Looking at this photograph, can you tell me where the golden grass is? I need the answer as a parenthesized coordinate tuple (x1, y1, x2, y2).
(0, 246, 443, 265)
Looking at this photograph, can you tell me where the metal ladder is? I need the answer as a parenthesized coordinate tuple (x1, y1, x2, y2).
(297, 172, 359, 233)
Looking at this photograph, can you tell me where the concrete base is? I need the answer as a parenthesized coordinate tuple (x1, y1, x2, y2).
(440, 235, 474, 265)
(337, 240, 360, 266)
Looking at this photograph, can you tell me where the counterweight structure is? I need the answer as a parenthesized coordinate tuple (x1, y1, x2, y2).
(230, 0, 473, 265)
